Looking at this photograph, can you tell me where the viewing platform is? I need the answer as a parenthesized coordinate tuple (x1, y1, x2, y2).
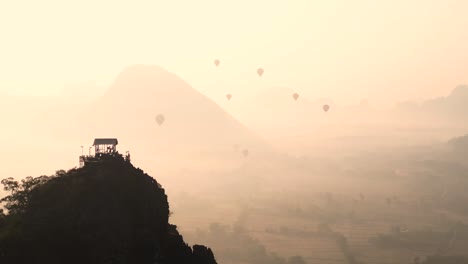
(79, 138, 130, 167)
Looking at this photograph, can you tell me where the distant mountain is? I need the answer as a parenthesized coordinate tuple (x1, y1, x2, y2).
(448, 133, 468, 154)
(227, 84, 468, 154)
(235, 86, 337, 129)
(232, 86, 391, 150)
(235, 86, 390, 129)
(49, 65, 273, 170)
(247, 86, 336, 112)
(390, 85, 468, 142)
(0, 65, 276, 178)
(424, 84, 468, 118)
(396, 84, 468, 119)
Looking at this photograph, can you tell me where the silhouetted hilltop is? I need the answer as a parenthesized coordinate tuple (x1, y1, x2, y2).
(0, 157, 217, 264)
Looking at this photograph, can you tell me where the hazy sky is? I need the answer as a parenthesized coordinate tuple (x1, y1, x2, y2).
(1, 0, 468, 107)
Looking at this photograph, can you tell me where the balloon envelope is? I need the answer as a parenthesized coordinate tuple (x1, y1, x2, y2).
(155, 114, 165, 125)
(242, 149, 249, 157)
(323, 104, 330, 112)
(214, 59, 220, 67)
(226, 94, 232, 100)
(293, 93, 299, 101)
(257, 68, 264, 77)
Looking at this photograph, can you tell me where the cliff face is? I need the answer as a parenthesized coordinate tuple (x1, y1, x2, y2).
(0, 155, 217, 264)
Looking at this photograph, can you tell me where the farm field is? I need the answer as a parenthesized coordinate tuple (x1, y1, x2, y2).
(172, 186, 468, 264)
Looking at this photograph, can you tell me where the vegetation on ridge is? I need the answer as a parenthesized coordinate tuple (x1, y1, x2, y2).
(0, 156, 216, 264)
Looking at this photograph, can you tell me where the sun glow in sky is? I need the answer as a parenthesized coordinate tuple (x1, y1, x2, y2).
(1, 0, 468, 106)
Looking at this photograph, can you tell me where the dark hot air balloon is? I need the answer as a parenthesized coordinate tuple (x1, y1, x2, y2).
(293, 93, 299, 101)
(242, 149, 249, 157)
(214, 59, 220, 67)
(226, 94, 232, 100)
(155, 114, 165, 126)
(257, 68, 264, 77)
(323, 104, 330, 112)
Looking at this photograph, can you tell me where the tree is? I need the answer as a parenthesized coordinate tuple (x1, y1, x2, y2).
(0, 175, 50, 214)
(0, 208, 5, 227)
(0, 159, 216, 264)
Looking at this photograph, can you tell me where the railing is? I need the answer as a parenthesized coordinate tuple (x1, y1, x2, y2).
(79, 151, 131, 167)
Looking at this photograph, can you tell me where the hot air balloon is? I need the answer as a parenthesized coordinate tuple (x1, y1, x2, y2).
(257, 68, 264, 77)
(214, 59, 220, 67)
(226, 94, 232, 101)
(323, 104, 330, 112)
(155, 114, 165, 126)
(242, 149, 249, 157)
(360, 99, 369, 107)
(400, 225, 409, 233)
(293, 93, 299, 101)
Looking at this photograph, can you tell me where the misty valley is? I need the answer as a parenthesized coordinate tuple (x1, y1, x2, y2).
(1, 64, 468, 264)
